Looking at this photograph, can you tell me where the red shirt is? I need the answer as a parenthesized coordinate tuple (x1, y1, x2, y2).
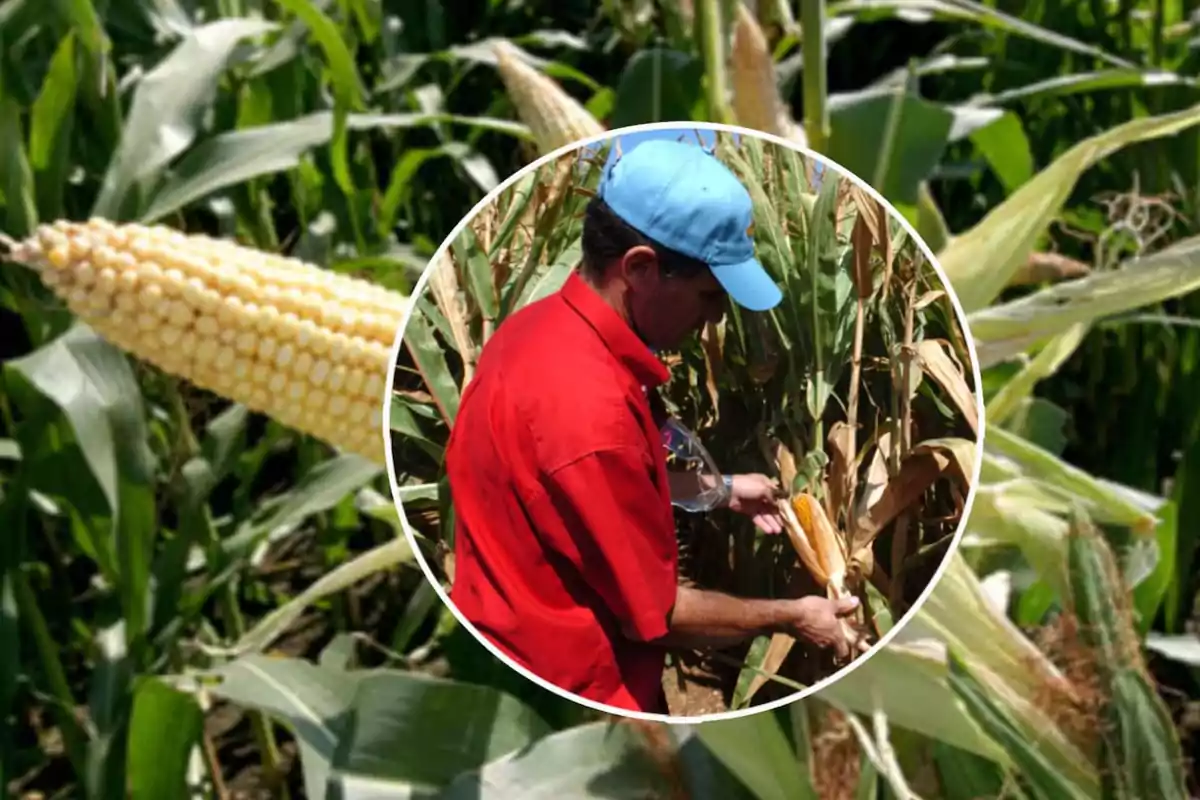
(444, 270, 678, 713)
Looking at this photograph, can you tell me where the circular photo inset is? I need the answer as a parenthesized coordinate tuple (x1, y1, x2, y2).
(384, 122, 985, 722)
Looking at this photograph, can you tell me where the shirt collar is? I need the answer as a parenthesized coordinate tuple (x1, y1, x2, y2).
(560, 270, 671, 389)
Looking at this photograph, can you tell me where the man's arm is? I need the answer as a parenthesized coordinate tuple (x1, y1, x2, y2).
(634, 585, 861, 659)
(668, 470, 786, 535)
(532, 438, 840, 653)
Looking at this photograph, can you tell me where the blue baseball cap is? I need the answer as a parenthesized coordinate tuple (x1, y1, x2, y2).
(596, 138, 782, 312)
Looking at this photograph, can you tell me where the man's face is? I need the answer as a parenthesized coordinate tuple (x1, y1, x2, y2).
(617, 246, 728, 351)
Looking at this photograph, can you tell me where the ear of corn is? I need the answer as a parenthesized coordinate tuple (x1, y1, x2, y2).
(730, 3, 807, 146)
(3, 219, 406, 465)
(779, 490, 864, 653)
(945, 649, 1093, 800)
(492, 40, 605, 156)
(778, 493, 828, 585)
(788, 491, 849, 597)
(1064, 506, 1189, 797)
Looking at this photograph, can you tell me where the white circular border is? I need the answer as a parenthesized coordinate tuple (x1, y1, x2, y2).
(380, 120, 988, 725)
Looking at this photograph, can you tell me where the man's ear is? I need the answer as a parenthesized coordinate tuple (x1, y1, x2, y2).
(617, 245, 659, 284)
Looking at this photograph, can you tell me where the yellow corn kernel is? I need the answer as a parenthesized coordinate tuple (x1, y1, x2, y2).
(791, 492, 848, 591)
(492, 39, 605, 156)
(778, 494, 827, 585)
(3, 219, 408, 465)
(784, 491, 865, 657)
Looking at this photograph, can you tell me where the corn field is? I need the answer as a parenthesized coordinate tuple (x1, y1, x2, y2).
(1, 0, 1198, 798)
(396, 127, 982, 715)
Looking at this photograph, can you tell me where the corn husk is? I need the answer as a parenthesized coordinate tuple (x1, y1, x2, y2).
(492, 40, 605, 156)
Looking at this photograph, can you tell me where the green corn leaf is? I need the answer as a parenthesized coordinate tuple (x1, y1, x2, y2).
(970, 234, 1200, 367)
(91, 18, 280, 219)
(816, 640, 1010, 767)
(828, 0, 1134, 68)
(945, 649, 1093, 800)
(985, 426, 1159, 534)
(940, 103, 1200, 313)
(967, 68, 1198, 107)
(165, 657, 552, 798)
(5, 325, 158, 653)
(440, 721, 688, 799)
(488, 166, 542, 259)
(986, 324, 1090, 425)
(827, 88, 954, 207)
(140, 111, 528, 223)
(0, 97, 37, 237)
(965, 481, 1071, 595)
(28, 30, 78, 220)
(402, 304, 463, 426)
(869, 553, 1099, 791)
(220, 537, 414, 657)
(127, 678, 203, 800)
(694, 711, 819, 800)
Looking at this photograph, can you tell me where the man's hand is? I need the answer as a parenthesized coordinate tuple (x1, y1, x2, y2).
(648, 587, 866, 656)
(779, 595, 861, 660)
(728, 473, 785, 534)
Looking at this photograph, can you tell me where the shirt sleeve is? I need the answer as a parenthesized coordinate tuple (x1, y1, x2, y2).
(531, 445, 678, 642)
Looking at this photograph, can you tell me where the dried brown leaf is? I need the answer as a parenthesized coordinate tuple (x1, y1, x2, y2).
(849, 544, 874, 585)
(741, 632, 797, 706)
(778, 445, 796, 490)
(852, 437, 976, 553)
(849, 186, 886, 286)
(877, 197, 895, 292)
(898, 345, 923, 401)
(850, 185, 883, 235)
(850, 208, 876, 299)
(857, 430, 893, 519)
(764, 436, 798, 490)
(392, 388, 436, 404)
(827, 421, 855, 524)
(699, 321, 724, 420)
(836, 177, 854, 216)
(914, 289, 945, 310)
(1009, 251, 1092, 287)
(915, 338, 979, 435)
(851, 451, 944, 552)
(910, 437, 976, 485)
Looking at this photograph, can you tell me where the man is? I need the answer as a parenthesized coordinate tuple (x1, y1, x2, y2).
(444, 138, 858, 714)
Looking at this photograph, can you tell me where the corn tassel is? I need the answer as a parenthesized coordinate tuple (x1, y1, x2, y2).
(731, 3, 806, 146)
(2, 219, 406, 466)
(492, 40, 605, 156)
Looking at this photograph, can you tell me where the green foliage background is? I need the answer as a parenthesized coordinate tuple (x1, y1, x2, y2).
(0, 1, 1198, 798)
